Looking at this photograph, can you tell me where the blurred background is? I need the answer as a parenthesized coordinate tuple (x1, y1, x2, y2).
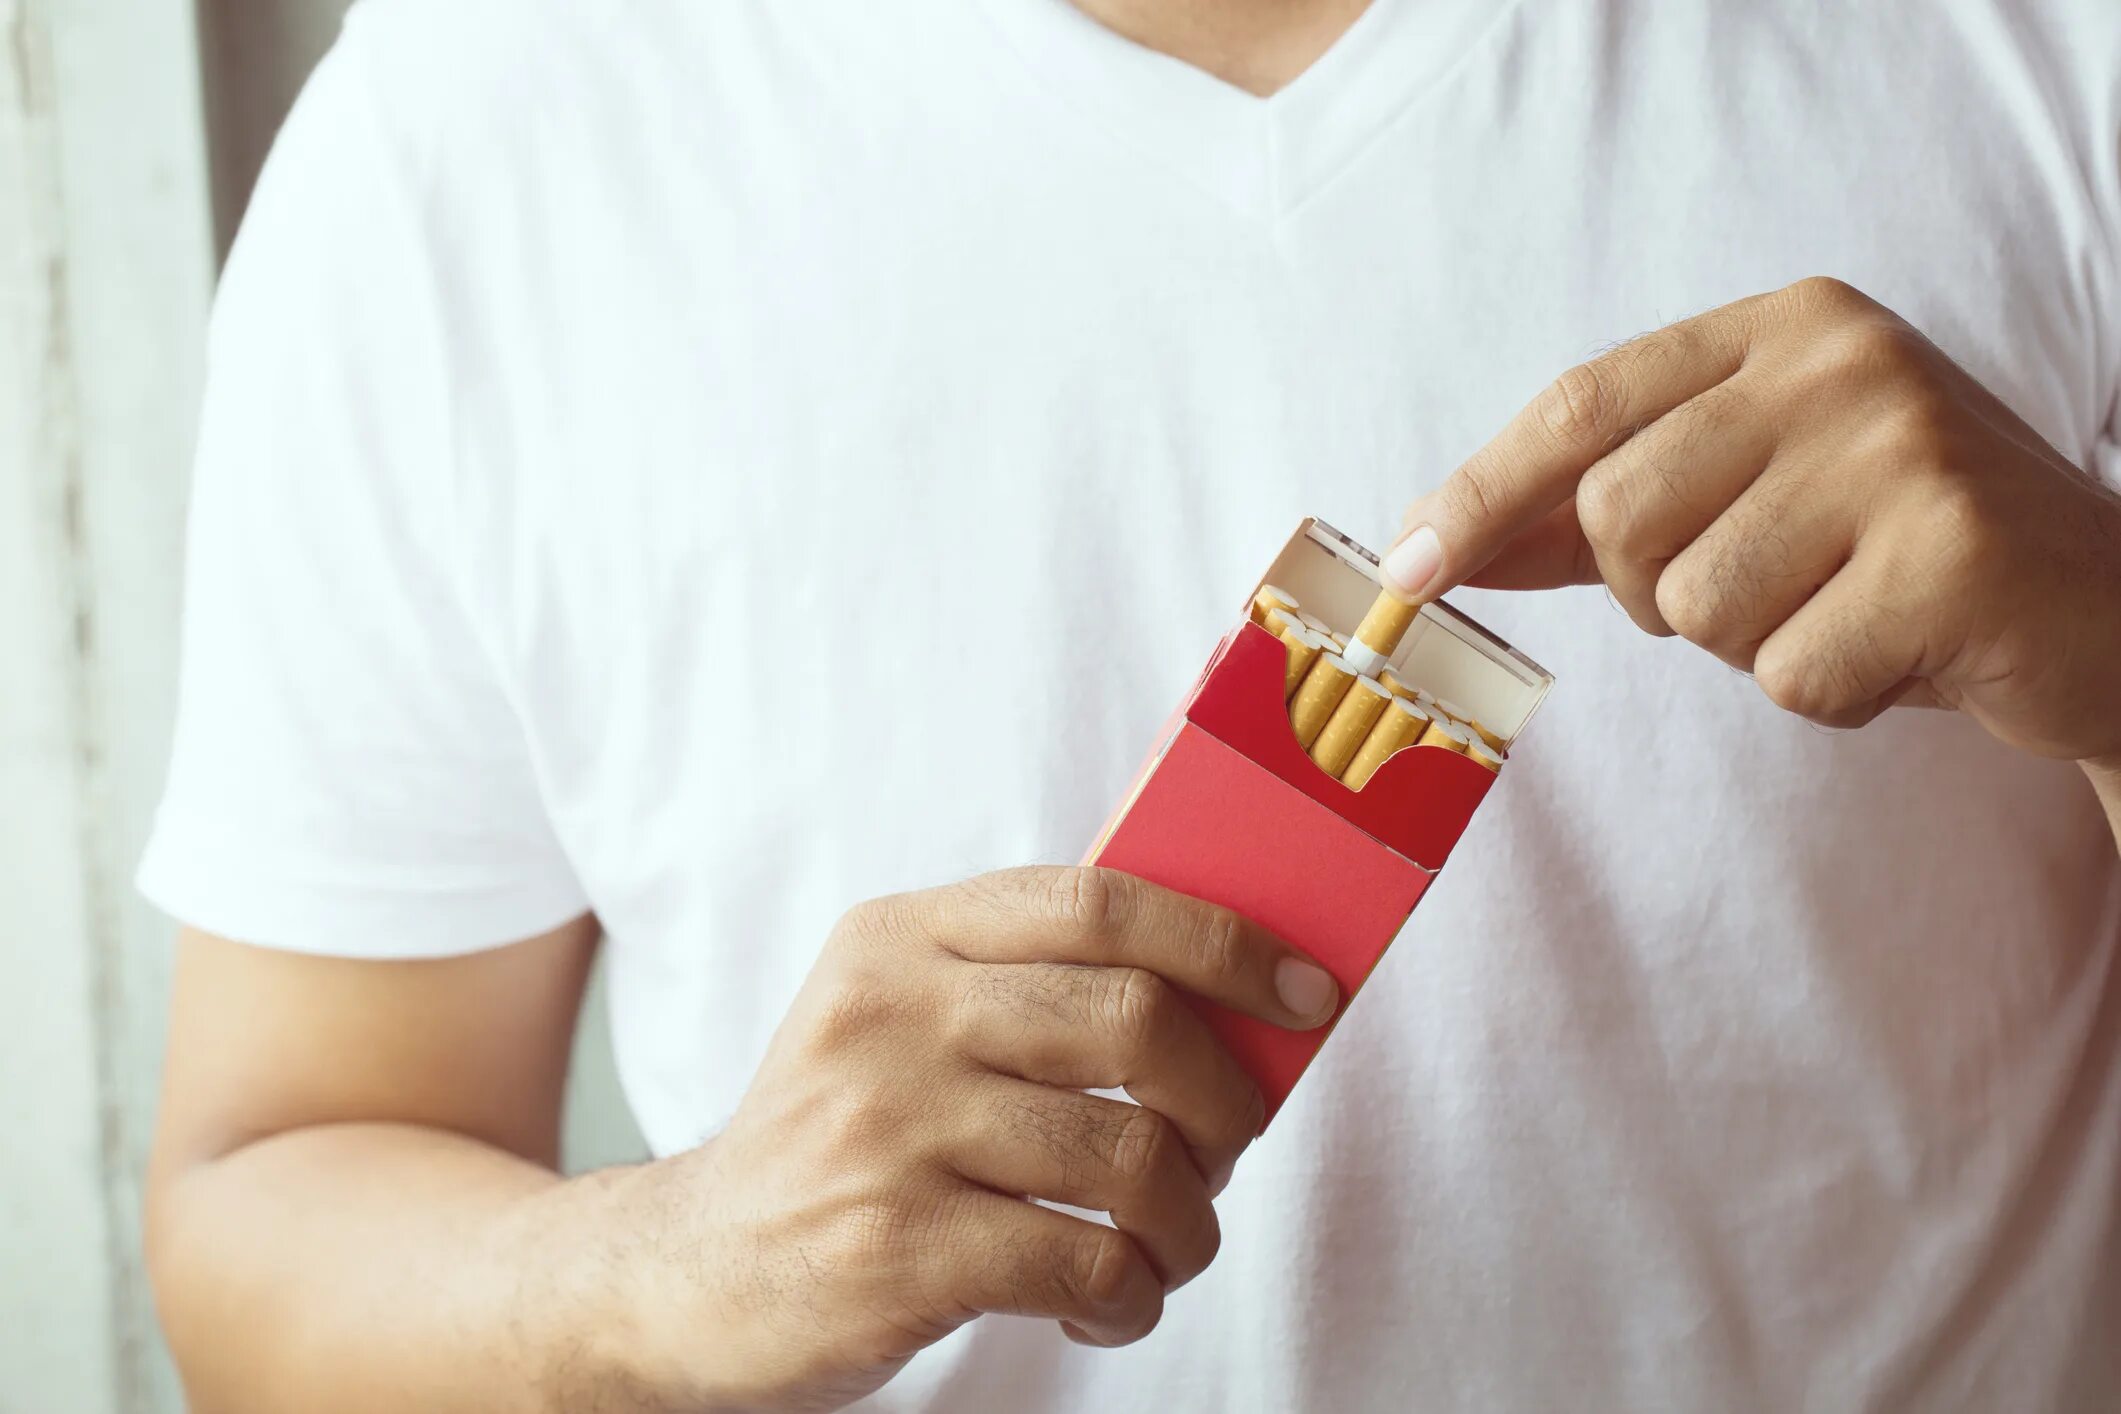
(1, 2, 646, 1408)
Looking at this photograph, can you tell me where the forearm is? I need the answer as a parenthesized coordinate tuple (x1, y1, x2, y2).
(149, 1122, 662, 1413)
(2086, 755, 2121, 854)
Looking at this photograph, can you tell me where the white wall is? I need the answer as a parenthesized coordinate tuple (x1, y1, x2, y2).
(2, 3, 643, 1408)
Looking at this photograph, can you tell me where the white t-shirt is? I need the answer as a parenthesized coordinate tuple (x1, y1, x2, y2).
(140, 0, 2121, 1408)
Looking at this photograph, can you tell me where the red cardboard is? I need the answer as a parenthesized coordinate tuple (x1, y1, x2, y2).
(1083, 522, 1547, 1124)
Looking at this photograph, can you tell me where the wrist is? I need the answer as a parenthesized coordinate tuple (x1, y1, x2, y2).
(499, 1159, 719, 1412)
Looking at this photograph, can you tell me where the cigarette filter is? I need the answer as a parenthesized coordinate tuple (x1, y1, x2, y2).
(1263, 607, 1303, 637)
(1431, 697, 1473, 727)
(1325, 630, 1349, 653)
(1288, 652, 1358, 750)
(1343, 588, 1421, 676)
(1466, 719, 1508, 753)
(1252, 584, 1300, 627)
(1378, 667, 1417, 701)
(1465, 735, 1504, 773)
(1310, 674, 1394, 777)
(1419, 718, 1476, 755)
(1277, 621, 1323, 700)
(1341, 695, 1433, 790)
(1297, 611, 1334, 637)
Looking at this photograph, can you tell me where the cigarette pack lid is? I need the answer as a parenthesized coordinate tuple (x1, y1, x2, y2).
(1250, 518, 1554, 748)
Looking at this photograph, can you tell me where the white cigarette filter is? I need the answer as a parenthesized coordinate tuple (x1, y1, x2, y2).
(1262, 606, 1304, 637)
(1341, 695, 1432, 790)
(1419, 717, 1476, 755)
(1310, 674, 1394, 777)
(1342, 588, 1422, 676)
(1288, 652, 1358, 750)
(1465, 735, 1504, 773)
(1277, 621, 1323, 701)
(1252, 584, 1300, 627)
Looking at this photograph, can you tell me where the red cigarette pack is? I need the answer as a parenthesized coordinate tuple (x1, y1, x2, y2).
(1084, 519, 1554, 1124)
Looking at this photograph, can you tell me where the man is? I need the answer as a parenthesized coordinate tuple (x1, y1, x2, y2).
(140, 0, 2121, 1408)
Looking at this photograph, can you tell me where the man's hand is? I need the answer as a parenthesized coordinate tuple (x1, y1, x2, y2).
(1384, 277, 2121, 785)
(610, 866, 1335, 1410)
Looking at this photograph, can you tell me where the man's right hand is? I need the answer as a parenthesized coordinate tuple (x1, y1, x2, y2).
(608, 865, 1339, 1411)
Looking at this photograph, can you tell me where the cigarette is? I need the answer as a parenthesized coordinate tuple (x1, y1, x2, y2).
(1464, 735, 1504, 773)
(1310, 674, 1394, 777)
(1288, 652, 1358, 750)
(1297, 611, 1334, 637)
(1252, 585, 1300, 627)
(1342, 588, 1421, 675)
(1419, 718, 1476, 754)
(1466, 719, 1507, 753)
(1341, 696, 1432, 790)
(1431, 697, 1472, 726)
(1277, 622, 1324, 701)
(1262, 606, 1304, 637)
(1378, 667, 1417, 700)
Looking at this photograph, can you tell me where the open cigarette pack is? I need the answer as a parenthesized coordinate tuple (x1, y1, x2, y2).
(1084, 518, 1554, 1124)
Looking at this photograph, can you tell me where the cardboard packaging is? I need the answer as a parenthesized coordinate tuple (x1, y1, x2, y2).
(1084, 518, 1554, 1124)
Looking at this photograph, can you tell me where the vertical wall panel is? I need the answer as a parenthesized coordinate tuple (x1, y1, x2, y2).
(3, 4, 647, 1406)
(39, 0, 217, 1404)
(0, 0, 125, 1406)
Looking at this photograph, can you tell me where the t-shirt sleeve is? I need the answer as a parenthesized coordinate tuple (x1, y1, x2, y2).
(135, 25, 589, 957)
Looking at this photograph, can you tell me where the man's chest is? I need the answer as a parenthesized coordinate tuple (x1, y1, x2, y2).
(444, 4, 2115, 933)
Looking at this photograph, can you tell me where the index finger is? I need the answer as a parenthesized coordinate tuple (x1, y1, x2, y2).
(1383, 297, 1765, 600)
(914, 866, 1338, 1031)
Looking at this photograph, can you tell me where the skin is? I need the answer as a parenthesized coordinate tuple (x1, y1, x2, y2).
(1069, 0, 1371, 96)
(1385, 276, 2121, 848)
(147, 870, 1336, 1412)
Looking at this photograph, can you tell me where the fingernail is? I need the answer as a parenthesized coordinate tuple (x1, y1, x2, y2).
(1382, 525, 1443, 599)
(1274, 957, 1338, 1024)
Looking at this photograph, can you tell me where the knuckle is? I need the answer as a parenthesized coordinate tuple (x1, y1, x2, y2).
(1922, 478, 2001, 573)
(834, 892, 923, 956)
(1653, 564, 1719, 643)
(1538, 362, 1618, 450)
(1211, 1080, 1266, 1154)
(1574, 464, 1633, 548)
(1108, 1106, 1179, 1187)
(1073, 1228, 1141, 1312)
(1835, 320, 1929, 387)
(940, 970, 995, 1051)
(1753, 648, 1819, 717)
(1787, 274, 1870, 318)
(1049, 866, 1118, 939)
(1445, 456, 1504, 529)
(1193, 908, 1253, 992)
(807, 982, 901, 1054)
(1108, 967, 1173, 1053)
(1174, 1202, 1224, 1286)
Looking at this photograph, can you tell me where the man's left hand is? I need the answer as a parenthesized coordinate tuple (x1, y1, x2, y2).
(1386, 276, 2121, 773)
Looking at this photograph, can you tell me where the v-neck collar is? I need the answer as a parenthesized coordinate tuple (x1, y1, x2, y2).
(975, 0, 1515, 222)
